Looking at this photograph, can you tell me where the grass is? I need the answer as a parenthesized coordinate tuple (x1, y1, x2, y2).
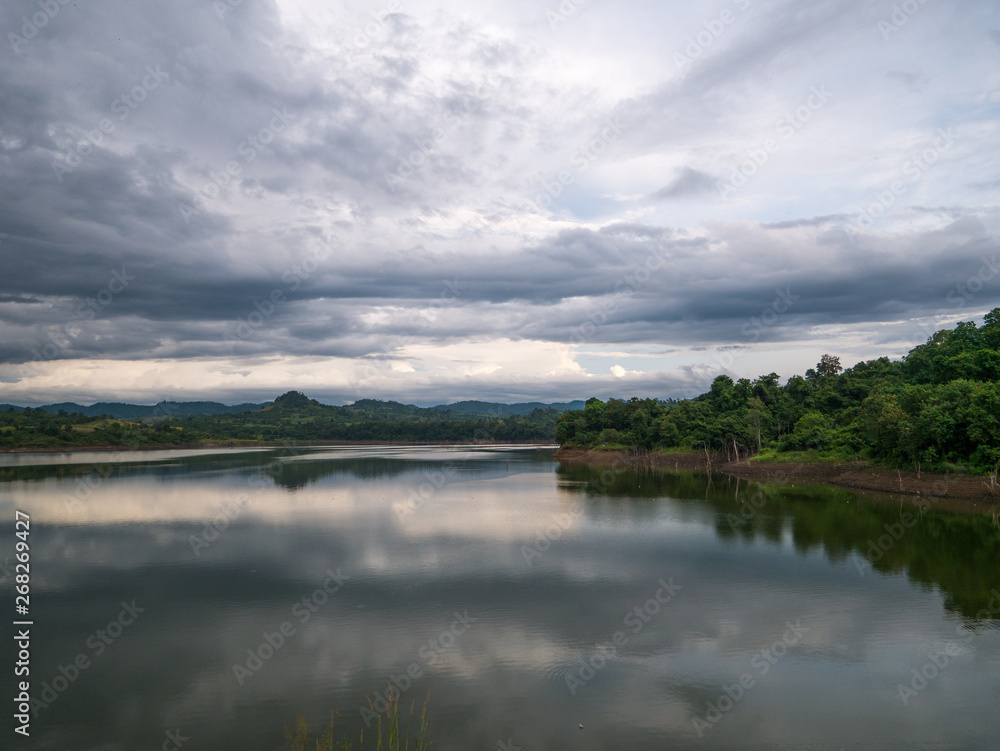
(285, 687, 431, 751)
(750, 448, 856, 464)
(651, 446, 709, 456)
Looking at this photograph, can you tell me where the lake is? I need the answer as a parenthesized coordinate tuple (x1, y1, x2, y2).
(3, 445, 1000, 750)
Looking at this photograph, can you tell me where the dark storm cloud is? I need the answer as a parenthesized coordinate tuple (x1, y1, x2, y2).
(615, 0, 858, 155)
(652, 167, 722, 200)
(0, 0, 997, 402)
(761, 215, 850, 229)
(885, 69, 927, 92)
(0, 204, 997, 364)
(968, 179, 1000, 190)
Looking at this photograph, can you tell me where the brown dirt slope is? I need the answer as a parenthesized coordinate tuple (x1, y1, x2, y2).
(552, 448, 1000, 506)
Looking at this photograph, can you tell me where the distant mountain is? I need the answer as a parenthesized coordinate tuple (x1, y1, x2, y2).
(433, 400, 586, 416)
(172, 392, 563, 443)
(39, 401, 155, 419)
(0, 391, 573, 446)
(0, 400, 268, 419)
(153, 400, 270, 416)
(0, 393, 585, 421)
(197, 392, 583, 421)
(262, 391, 321, 413)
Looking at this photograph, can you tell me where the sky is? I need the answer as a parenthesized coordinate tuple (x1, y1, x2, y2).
(0, 0, 998, 407)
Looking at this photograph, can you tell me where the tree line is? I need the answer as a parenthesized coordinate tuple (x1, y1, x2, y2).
(557, 310, 1000, 473)
(5, 310, 998, 469)
(0, 395, 561, 449)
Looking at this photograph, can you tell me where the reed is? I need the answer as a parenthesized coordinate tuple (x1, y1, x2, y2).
(285, 687, 431, 751)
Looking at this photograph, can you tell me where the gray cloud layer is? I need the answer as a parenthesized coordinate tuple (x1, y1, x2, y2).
(1, 0, 998, 403)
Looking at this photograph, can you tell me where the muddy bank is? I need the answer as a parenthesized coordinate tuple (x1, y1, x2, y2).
(553, 447, 1000, 508)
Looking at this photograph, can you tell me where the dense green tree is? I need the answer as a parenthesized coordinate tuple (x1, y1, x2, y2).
(557, 310, 1000, 472)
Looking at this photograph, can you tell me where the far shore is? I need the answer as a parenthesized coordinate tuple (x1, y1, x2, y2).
(553, 447, 1000, 510)
(0, 440, 558, 455)
(5, 441, 997, 512)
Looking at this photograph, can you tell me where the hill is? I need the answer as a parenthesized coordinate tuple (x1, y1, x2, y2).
(171, 391, 562, 443)
(433, 400, 586, 416)
(3, 400, 269, 419)
(0, 391, 569, 449)
(557, 309, 1000, 474)
(0, 396, 585, 421)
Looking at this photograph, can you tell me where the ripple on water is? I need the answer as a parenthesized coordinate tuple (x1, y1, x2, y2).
(544, 660, 581, 691)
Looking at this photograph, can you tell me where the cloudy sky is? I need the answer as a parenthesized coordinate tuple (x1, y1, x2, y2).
(1, 0, 998, 406)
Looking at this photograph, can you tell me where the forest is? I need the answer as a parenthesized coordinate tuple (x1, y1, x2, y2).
(0, 391, 561, 448)
(5, 311, 998, 473)
(556, 310, 1000, 473)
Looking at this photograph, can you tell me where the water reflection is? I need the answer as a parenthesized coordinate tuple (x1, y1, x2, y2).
(0, 447, 997, 751)
(556, 463, 1000, 620)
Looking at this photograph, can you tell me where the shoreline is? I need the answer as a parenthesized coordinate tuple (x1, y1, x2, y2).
(553, 448, 1000, 509)
(5, 441, 996, 510)
(0, 440, 558, 454)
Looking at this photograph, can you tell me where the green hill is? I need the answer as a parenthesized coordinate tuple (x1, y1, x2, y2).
(557, 309, 1000, 473)
(11, 400, 269, 420)
(433, 399, 586, 416)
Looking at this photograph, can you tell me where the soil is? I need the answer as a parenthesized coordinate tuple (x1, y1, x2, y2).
(552, 448, 1000, 512)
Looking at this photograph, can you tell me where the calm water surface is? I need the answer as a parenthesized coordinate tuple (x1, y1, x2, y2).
(2, 445, 999, 750)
